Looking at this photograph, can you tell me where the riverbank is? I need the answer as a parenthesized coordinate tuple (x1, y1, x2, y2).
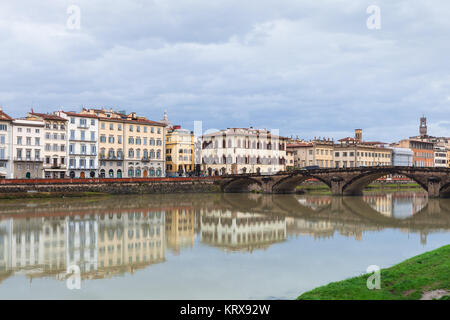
(0, 191, 111, 200)
(297, 245, 450, 300)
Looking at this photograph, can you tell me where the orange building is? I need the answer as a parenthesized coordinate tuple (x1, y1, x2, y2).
(396, 139, 434, 167)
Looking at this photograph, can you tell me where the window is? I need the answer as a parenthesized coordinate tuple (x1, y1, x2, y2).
(0, 124, 7, 131)
(71, 118, 75, 124)
(91, 119, 95, 125)
(0, 135, 4, 145)
(35, 138, 40, 146)
(17, 136, 22, 145)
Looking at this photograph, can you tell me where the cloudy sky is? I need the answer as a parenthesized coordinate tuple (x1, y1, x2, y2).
(0, 1, 449, 142)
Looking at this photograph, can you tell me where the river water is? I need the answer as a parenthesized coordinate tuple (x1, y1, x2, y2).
(0, 191, 449, 299)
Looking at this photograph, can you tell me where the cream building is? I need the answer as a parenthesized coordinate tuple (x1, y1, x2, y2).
(0, 108, 13, 178)
(81, 108, 166, 178)
(12, 119, 45, 179)
(287, 139, 334, 168)
(201, 128, 287, 175)
(27, 112, 68, 179)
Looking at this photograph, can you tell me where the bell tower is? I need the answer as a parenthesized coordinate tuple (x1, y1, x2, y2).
(419, 116, 427, 137)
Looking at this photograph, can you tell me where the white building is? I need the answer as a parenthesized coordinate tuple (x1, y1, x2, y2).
(27, 112, 68, 179)
(201, 128, 287, 175)
(57, 111, 99, 178)
(434, 146, 447, 168)
(0, 108, 13, 179)
(389, 147, 414, 167)
(12, 119, 45, 178)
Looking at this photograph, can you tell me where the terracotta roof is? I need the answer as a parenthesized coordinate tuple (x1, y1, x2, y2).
(61, 111, 99, 119)
(287, 142, 313, 147)
(338, 137, 357, 142)
(0, 109, 13, 121)
(29, 112, 67, 121)
(97, 116, 166, 127)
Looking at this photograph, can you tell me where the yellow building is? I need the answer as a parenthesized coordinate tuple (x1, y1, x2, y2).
(160, 112, 195, 177)
(81, 108, 166, 178)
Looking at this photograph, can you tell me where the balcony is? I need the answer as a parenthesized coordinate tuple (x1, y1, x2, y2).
(142, 157, 150, 162)
(14, 157, 44, 162)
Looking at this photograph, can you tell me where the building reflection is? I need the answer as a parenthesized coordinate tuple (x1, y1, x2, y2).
(0, 191, 449, 285)
(364, 192, 428, 219)
(200, 210, 286, 252)
(165, 208, 195, 254)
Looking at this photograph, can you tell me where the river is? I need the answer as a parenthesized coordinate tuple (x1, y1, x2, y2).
(0, 191, 449, 299)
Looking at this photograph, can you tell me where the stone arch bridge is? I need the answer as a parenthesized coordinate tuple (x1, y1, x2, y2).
(220, 166, 450, 198)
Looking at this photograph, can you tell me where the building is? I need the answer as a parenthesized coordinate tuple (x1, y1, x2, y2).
(27, 112, 68, 179)
(162, 112, 195, 177)
(201, 128, 287, 175)
(395, 139, 434, 167)
(81, 108, 166, 178)
(56, 111, 99, 178)
(287, 138, 334, 169)
(89, 109, 127, 179)
(334, 130, 392, 168)
(0, 108, 13, 179)
(11, 119, 44, 178)
(389, 147, 414, 166)
(434, 146, 447, 168)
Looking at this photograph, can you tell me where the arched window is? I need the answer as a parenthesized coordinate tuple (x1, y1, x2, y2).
(156, 150, 161, 159)
(135, 168, 141, 177)
(136, 149, 141, 158)
(100, 169, 106, 178)
(150, 150, 155, 159)
(128, 168, 134, 177)
(150, 138, 155, 146)
(117, 169, 122, 178)
(109, 169, 114, 178)
(128, 148, 134, 158)
(143, 149, 148, 158)
(156, 169, 162, 177)
(150, 168, 155, 176)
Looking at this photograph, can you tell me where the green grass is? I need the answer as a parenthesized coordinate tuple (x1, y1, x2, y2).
(297, 245, 450, 300)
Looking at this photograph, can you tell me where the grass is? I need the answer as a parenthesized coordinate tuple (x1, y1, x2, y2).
(297, 245, 450, 300)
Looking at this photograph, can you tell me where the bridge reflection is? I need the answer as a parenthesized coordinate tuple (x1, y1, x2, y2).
(0, 192, 448, 284)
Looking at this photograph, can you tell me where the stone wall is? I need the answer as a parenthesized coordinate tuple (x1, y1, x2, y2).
(0, 179, 222, 195)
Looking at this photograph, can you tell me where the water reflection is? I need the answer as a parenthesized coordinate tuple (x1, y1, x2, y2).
(0, 192, 449, 286)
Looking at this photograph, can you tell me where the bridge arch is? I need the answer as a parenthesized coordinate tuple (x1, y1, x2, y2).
(222, 177, 262, 193)
(341, 169, 427, 196)
(272, 173, 331, 194)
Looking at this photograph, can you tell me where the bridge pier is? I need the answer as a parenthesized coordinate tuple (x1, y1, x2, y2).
(427, 177, 442, 198)
(330, 177, 345, 196)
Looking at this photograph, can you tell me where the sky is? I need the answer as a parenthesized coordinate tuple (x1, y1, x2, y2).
(0, 0, 449, 142)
